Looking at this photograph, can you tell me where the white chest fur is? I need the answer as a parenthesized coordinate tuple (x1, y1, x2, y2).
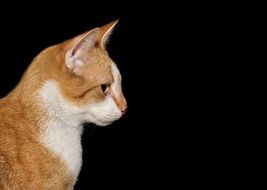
(41, 120, 83, 179)
(39, 80, 84, 180)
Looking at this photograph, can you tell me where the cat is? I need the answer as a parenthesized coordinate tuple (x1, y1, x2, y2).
(0, 20, 127, 190)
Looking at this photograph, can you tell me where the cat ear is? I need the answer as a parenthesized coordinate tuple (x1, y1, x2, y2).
(99, 19, 119, 48)
(65, 28, 99, 69)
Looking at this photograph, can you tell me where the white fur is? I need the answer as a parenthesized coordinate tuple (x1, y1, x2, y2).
(39, 75, 122, 180)
(41, 120, 83, 179)
(40, 81, 83, 180)
(111, 63, 122, 97)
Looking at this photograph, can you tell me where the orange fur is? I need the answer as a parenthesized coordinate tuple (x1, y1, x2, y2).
(0, 20, 127, 189)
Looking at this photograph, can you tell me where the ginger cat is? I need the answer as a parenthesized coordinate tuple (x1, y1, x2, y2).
(0, 20, 127, 189)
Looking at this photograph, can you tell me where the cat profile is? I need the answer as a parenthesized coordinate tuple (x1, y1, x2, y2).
(0, 20, 127, 189)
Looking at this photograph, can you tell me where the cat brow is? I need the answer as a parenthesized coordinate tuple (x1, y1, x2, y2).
(73, 85, 98, 99)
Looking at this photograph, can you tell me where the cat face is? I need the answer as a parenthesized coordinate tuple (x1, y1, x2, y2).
(75, 62, 126, 126)
(37, 22, 127, 126)
(74, 61, 127, 126)
(48, 20, 127, 126)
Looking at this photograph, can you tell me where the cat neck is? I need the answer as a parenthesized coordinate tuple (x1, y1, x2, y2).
(39, 80, 84, 180)
(40, 80, 84, 127)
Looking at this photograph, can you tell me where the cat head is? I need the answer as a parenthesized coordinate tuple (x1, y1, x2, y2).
(41, 20, 127, 126)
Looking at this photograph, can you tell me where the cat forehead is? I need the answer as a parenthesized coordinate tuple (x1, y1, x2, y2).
(84, 65, 114, 84)
(81, 49, 115, 82)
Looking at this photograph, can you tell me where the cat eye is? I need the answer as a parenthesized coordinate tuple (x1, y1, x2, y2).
(101, 84, 111, 95)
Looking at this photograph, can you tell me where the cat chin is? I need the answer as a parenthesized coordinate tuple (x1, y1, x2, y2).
(83, 111, 121, 127)
(84, 117, 116, 127)
(95, 121, 113, 127)
(87, 120, 113, 127)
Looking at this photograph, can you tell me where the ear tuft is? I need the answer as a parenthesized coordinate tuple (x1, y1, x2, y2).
(100, 19, 119, 48)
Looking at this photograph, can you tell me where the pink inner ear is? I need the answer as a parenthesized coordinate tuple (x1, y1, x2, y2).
(74, 58, 83, 65)
(66, 28, 100, 70)
(72, 28, 99, 56)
